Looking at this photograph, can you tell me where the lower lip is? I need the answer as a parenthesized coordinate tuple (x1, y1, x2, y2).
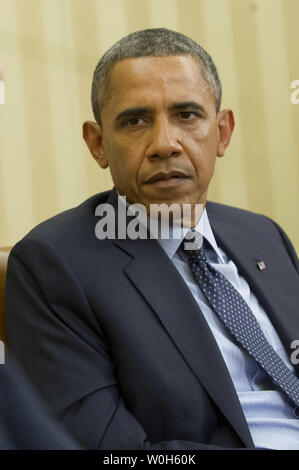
(145, 177, 190, 188)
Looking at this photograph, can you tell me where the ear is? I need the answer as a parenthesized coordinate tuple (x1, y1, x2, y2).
(216, 109, 235, 157)
(82, 120, 108, 169)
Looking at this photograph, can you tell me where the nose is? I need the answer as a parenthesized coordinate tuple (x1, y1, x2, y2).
(146, 117, 182, 160)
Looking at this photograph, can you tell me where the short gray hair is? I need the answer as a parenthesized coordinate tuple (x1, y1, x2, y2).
(91, 28, 222, 125)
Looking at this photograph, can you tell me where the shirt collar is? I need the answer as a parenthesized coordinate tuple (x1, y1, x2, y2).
(157, 207, 225, 264)
(116, 191, 225, 264)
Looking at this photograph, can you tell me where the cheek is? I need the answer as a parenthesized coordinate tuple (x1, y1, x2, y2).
(185, 126, 218, 175)
(193, 120, 211, 139)
(194, 120, 219, 145)
(106, 139, 142, 184)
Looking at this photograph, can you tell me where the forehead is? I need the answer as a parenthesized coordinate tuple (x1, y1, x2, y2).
(103, 55, 213, 111)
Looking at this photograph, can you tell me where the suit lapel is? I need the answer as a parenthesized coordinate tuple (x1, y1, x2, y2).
(106, 190, 254, 447)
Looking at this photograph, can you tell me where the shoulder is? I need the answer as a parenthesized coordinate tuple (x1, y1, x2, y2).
(9, 190, 113, 265)
(206, 200, 280, 235)
(206, 200, 298, 272)
(16, 190, 111, 245)
(206, 200, 269, 225)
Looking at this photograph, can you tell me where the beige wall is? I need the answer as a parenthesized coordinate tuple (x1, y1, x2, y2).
(0, 0, 298, 252)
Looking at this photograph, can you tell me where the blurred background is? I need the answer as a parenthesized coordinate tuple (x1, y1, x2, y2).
(0, 0, 298, 251)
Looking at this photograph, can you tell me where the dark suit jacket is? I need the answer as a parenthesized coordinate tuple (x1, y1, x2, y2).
(5, 188, 299, 449)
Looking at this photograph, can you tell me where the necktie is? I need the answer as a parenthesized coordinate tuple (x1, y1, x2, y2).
(183, 235, 299, 408)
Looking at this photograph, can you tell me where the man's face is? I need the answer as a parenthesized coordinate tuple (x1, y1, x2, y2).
(84, 55, 234, 216)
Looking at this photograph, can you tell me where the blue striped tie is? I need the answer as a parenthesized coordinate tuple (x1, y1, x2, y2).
(183, 235, 299, 407)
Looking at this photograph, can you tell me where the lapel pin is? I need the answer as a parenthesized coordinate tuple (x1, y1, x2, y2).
(257, 261, 266, 271)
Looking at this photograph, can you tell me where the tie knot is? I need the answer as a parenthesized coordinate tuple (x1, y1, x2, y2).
(182, 231, 207, 262)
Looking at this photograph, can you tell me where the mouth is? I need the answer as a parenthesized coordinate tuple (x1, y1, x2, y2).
(143, 170, 191, 188)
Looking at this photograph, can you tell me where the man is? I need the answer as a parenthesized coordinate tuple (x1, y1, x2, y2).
(5, 28, 299, 450)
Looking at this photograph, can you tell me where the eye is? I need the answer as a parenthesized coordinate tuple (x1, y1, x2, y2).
(123, 117, 145, 127)
(178, 111, 199, 120)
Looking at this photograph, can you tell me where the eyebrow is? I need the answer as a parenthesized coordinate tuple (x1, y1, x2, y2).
(114, 101, 206, 124)
(169, 101, 205, 114)
(115, 107, 150, 123)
